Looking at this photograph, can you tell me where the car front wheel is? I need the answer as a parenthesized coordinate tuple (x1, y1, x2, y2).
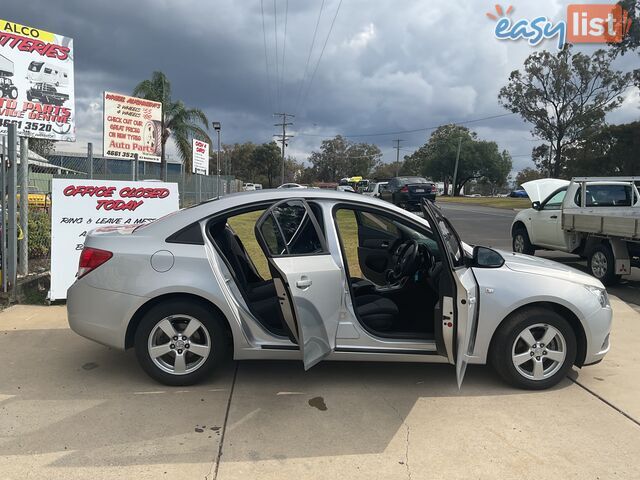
(490, 307, 576, 390)
(512, 227, 535, 255)
(134, 300, 229, 386)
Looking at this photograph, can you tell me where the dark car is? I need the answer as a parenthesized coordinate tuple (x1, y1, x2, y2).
(379, 176, 436, 209)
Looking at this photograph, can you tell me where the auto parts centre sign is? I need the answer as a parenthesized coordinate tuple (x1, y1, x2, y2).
(0, 19, 75, 141)
(50, 179, 179, 300)
(103, 91, 162, 162)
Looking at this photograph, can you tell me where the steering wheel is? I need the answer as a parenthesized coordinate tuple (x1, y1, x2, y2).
(387, 240, 420, 283)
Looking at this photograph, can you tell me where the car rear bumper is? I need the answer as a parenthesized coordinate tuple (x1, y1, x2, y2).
(397, 193, 436, 205)
(67, 280, 146, 350)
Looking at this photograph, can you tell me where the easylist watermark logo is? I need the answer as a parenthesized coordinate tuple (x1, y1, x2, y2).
(486, 4, 632, 50)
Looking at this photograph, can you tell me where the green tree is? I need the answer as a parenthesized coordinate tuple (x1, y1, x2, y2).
(612, 1, 640, 88)
(28, 138, 56, 158)
(515, 167, 544, 187)
(308, 136, 382, 182)
(252, 142, 281, 187)
(565, 121, 640, 176)
(133, 71, 211, 178)
(498, 46, 636, 178)
(404, 125, 511, 195)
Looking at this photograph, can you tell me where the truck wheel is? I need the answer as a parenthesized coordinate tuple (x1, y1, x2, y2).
(8, 88, 17, 99)
(512, 227, 535, 255)
(588, 244, 620, 286)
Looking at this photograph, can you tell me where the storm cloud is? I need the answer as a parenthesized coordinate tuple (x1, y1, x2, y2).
(3, 0, 638, 173)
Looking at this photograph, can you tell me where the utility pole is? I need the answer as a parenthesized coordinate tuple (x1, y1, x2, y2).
(273, 113, 294, 185)
(393, 139, 403, 176)
(452, 137, 462, 197)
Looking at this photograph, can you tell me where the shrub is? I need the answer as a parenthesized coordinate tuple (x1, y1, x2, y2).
(28, 210, 51, 259)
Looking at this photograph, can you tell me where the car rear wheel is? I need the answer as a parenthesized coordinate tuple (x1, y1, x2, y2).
(588, 243, 620, 286)
(512, 227, 535, 255)
(490, 307, 576, 390)
(134, 300, 229, 386)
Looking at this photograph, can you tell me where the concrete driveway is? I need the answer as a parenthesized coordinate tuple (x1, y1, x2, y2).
(1, 298, 639, 480)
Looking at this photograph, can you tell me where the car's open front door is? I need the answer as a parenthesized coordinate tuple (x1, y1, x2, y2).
(255, 199, 343, 370)
(420, 200, 478, 387)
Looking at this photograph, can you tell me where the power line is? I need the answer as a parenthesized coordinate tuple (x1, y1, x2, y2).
(260, 0, 275, 112)
(293, 0, 326, 115)
(298, 0, 343, 114)
(280, 0, 289, 111)
(296, 112, 517, 138)
(273, 0, 280, 111)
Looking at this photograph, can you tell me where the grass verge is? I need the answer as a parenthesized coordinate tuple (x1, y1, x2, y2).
(437, 196, 530, 209)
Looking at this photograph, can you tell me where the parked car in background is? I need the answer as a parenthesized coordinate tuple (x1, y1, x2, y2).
(67, 191, 612, 390)
(278, 183, 305, 189)
(512, 177, 640, 285)
(363, 181, 388, 198)
(336, 185, 357, 193)
(379, 176, 436, 209)
(510, 189, 529, 198)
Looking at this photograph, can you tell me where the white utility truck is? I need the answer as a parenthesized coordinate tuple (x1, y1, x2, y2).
(511, 177, 640, 285)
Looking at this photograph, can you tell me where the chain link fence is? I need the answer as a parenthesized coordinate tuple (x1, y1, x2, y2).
(0, 133, 243, 299)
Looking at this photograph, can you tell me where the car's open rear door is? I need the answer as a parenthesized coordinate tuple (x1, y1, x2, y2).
(420, 199, 478, 387)
(255, 199, 343, 369)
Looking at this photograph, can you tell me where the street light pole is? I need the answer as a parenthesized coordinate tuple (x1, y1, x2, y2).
(213, 122, 221, 197)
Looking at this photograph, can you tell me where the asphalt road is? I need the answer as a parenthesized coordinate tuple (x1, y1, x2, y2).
(438, 202, 640, 311)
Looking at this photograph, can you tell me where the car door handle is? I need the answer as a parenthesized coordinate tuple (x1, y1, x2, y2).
(381, 241, 390, 248)
(550, 215, 558, 219)
(296, 277, 312, 289)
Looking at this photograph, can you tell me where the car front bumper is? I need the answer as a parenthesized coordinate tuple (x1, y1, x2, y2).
(582, 305, 613, 366)
(67, 279, 146, 350)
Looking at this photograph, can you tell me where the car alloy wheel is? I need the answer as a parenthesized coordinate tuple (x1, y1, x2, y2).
(511, 323, 566, 381)
(147, 314, 211, 375)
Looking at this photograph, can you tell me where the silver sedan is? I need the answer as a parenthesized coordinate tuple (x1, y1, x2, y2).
(67, 190, 612, 389)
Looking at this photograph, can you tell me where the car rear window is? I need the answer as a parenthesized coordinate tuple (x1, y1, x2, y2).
(397, 177, 428, 184)
(575, 185, 636, 207)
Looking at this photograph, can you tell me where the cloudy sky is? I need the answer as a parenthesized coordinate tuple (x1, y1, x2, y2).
(4, 0, 638, 174)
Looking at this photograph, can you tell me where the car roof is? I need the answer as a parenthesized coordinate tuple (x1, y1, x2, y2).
(142, 188, 427, 236)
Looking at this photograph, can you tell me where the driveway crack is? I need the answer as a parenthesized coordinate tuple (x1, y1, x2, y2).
(205, 362, 239, 480)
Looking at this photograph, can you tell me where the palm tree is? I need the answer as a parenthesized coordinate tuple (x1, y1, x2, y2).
(133, 71, 211, 179)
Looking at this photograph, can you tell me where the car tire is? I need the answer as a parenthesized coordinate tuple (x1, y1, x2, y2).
(512, 227, 535, 255)
(134, 300, 229, 386)
(588, 243, 620, 286)
(490, 307, 576, 390)
(9, 88, 17, 100)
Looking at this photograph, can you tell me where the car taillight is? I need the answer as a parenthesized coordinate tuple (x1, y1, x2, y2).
(400, 185, 409, 192)
(77, 247, 112, 279)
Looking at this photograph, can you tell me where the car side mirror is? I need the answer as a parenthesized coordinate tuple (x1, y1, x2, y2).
(531, 201, 541, 210)
(472, 246, 504, 268)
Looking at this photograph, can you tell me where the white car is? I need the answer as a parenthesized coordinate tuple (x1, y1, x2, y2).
(67, 191, 611, 390)
(277, 183, 305, 189)
(363, 181, 388, 198)
(511, 178, 640, 284)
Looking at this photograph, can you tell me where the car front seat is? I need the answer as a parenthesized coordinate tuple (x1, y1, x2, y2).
(354, 294, 399, 332)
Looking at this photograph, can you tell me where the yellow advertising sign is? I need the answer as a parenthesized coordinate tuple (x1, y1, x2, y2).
(0, 19, 55, 42)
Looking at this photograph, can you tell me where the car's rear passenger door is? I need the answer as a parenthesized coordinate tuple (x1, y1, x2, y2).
(255, 199, 344, 369)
